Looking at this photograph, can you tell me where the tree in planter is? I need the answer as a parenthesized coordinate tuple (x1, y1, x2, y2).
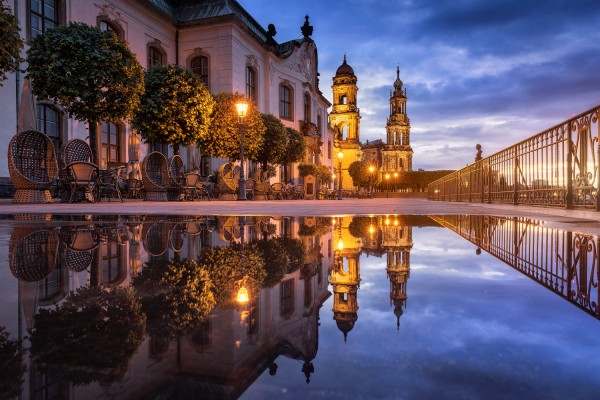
(29, 286, 146, 386)
(26, 23, 144, 164)
(254, 114, 289, 173)
(132, 65, 214, 154)
(200, 92, 265, 161)
(0, 2, 23, 86)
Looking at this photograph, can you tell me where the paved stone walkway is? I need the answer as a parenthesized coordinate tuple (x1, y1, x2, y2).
(1, 197, 599, 234)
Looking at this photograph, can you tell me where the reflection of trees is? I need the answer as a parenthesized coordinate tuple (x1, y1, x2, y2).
(29, 286, 146, 386)
(348, 216, 372, 238)
(133, 258, 215, 340)
(257, 237, 306, 288)
(0, 326, 25, 400)
(198, 244, 266, 308)
(297, 217, 332, 237)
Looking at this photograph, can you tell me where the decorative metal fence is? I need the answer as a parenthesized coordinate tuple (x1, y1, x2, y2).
(428, 105, 600, 210)
(431, 215, 599, 320)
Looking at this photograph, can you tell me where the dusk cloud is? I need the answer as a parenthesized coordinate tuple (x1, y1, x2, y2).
(243, 0, 600, 170)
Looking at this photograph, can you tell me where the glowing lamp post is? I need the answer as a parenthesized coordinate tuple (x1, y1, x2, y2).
(337, 150, 344, 200)
(235, 102, 249, 201)
(385, 173, 391, 198)
(236, 283, 249, 304)
(368, 165, 375, 197)
(393, 172, 398, 193)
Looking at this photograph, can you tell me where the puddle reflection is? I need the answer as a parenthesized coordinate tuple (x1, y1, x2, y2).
(0, 214, 598, 399)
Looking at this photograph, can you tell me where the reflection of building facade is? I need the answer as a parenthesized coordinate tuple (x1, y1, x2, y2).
(4, 215, 334, 399)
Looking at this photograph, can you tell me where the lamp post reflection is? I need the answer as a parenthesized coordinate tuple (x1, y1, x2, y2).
(235, 102, 249, 201)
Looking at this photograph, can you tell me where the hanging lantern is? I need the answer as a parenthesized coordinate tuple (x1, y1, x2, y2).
(236, 285, 249, 304)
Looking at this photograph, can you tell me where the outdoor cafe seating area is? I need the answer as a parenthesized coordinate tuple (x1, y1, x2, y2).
(6, 130, 372, 203)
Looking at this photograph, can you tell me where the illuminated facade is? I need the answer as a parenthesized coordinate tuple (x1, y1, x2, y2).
(0, 0, 334, 193)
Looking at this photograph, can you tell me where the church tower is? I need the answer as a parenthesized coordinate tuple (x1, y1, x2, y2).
(382, 66, 412, 173)
(330, 55, 362, 190)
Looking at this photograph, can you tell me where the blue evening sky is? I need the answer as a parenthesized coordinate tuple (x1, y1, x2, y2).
(241, 0, 600, 170)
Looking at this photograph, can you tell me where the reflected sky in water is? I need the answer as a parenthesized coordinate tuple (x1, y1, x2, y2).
(0, 215, 599, 400)
(246, 226, 600, 400)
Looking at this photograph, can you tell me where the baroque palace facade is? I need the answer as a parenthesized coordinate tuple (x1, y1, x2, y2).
(0, 0, 335, 192)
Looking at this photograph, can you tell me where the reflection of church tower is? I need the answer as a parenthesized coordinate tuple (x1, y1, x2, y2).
(382, 66, 412, 173)
(381, 217, 413, 330)
(330, 54, 362, 190)
(330, 222, 361, 341)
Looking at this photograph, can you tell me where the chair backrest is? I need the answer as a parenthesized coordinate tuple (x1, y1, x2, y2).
(142, 151, 169, 187)
(217, 163, 233, 178)
(67, 161, 99, 184)
(8, 130, 58, 183)
(169, 155, 185, 185)
(184, 173, 200, 186)
(246, 178, 255, 189)
(271, 182, 284, 191)
(233, 165, 241, 179)
(59, 139, 92, 170)
(294, 184, 304, 193)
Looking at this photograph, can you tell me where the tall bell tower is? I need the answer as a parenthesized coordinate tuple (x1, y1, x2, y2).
(330, 54, 362, 190)
(382, 66, 412, 173)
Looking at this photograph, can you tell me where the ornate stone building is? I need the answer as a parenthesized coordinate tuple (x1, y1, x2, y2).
(382, 66, 412, 173)
(330, 55, 362, 190)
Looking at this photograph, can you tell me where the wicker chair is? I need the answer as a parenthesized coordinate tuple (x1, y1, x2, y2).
(217, 163, 239, 200)
(168, 155, 185, 201)
(8, 130, 59, 203)
(142, 151, 169, 201)
(57, 139, 93, 202)
(270, 182, 286, 200)
(291, 184, 305, 199)
(252, 170, 271, 200)
(9, 226, 59, 281)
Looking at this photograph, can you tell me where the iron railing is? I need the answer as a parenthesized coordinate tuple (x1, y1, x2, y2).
(428, 105, 600, 209)
(431, 215, 599, 320)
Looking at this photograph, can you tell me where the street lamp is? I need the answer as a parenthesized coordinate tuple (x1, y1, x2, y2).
(385, 173, 390, 198)
(368, 165, 375, 197)
(337, 150, 344, 200)
(235, 102, 249, 201)
(393, 172, 398, 193)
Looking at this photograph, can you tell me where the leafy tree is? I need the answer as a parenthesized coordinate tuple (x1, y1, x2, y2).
(315, 165, 333, 186)
(26, 22, 144, 163)
(0, 326, 25, 399)
(254, 114, 288, 171)
(396, 170, 455, 191)
(281, 127, 306, 165)
(132, 65, 214, 154)
(29, 286, 146, 386)
(0, 2, 23, 86)
(298, 163, 317, 177)
(198, 244, 266, 308)
(134, 258, 215, 340)
(200, 92, 265, 161)
(348, 160, 372, 188)
(256, 237, 306, 288)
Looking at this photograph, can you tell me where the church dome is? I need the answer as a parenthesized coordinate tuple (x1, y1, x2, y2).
(335, 54, 355, 76)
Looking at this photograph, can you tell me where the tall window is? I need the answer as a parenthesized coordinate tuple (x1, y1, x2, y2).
(303, 93, 311, 122)
(148, 46, 164, 68)
(191, 55, 209, 87)
(280, 279, 294, 316)
(246, 66, 257, 102)
(200, 155, 211, 177)
(37, 104, 61, 154)
(30, 0, 58, 39)
(101, 121, 121, 169)
(317, 114, 322, 135)
(101, 242, 122, 284)
(280, 164, 292, 184)
(279, 85, 292, 120)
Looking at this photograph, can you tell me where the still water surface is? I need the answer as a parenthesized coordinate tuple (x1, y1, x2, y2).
(0, 214, 598, 400)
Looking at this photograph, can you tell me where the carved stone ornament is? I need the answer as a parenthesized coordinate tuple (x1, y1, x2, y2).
(246, 54, 259, 70)
(95, 2, 122, 21)
(288, 42, 315, 83)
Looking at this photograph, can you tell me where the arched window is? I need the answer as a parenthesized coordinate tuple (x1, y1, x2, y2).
(37, 104, 61, 154)
(340, 94, 347, 105)
(147, 45, 165, 69)
(98, 18, 123, 40)
(30, 0, 59, 39)
(101, 121, 121, 169)
(246, 66, 257, 102)
(191, 55, 209, 87)
(279, 84, 293, 120)
(303, 93, 311, 123)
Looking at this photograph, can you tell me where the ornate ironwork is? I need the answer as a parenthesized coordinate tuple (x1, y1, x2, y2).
(428, 105, 600, 210)
(431, 215, 600, 319)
